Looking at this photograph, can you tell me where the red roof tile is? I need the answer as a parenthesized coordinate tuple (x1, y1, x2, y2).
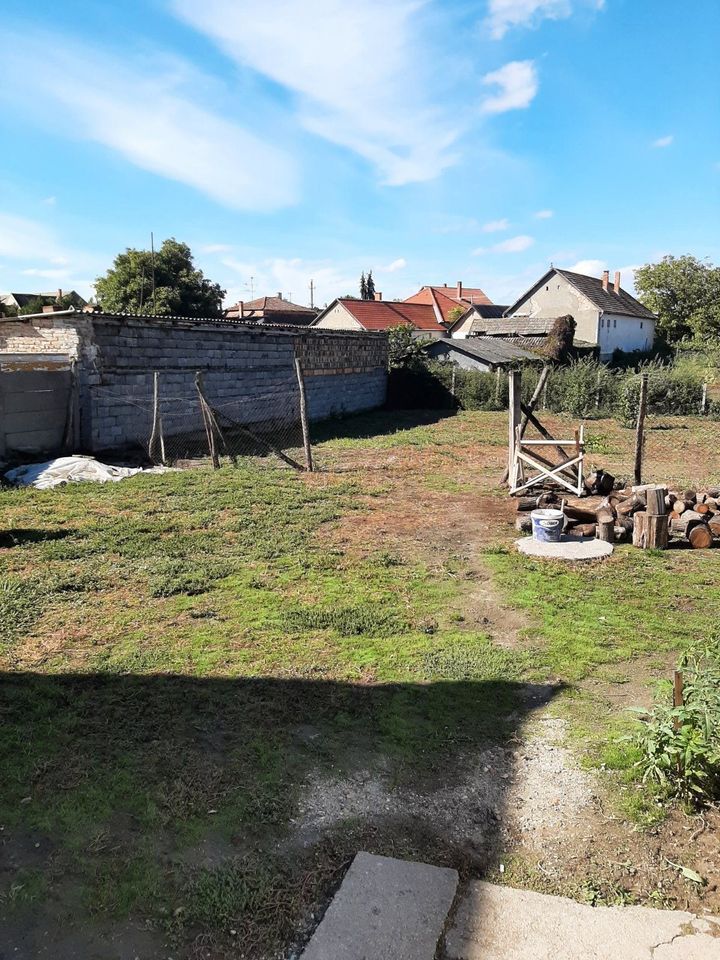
(339, 299, 443, 331)
(404, 285, 492, 321)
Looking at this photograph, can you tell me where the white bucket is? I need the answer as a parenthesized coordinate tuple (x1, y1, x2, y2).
(531, 508, 564, 543)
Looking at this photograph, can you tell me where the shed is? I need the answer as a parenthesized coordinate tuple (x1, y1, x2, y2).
(426, 337, 542, 371)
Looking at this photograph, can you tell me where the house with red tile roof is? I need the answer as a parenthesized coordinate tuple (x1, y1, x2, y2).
(311, 297, 448, 338)
(404, 281, 492, 323)
(223, 292, 318, 325)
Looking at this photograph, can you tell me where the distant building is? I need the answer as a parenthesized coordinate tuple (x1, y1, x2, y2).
(505, 268, 656, 358)
(447, 303, 509, 339)
(426, 336, 543, 371)
(312, 297, 447, 338)
(0, 289, 86, 313)
(404, 281, 493, 323)
(223, 293, 318, 326)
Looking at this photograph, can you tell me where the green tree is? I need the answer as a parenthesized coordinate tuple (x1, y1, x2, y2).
(365, 270, 376, 301)
(386, 323, 429, 369)
(359, 272, 367, 300)
(635, 255, 720, 343)
(18, 296, 54, 316)
(95, 239, 225, 318)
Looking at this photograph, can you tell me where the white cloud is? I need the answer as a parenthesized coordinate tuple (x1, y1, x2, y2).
(200, 244, 234, 255)
(221, 256, 361, 308)
(482, 218, 510, 233)
(568, 258, 606, 275)
(379, 258, 407, 273)
(481, 61, 538, 115)
(0, 213, 65, 262)
(43, 196, 57, 206)
(652, 135, 674, 148)
(0, 36, 298, 212)
(21, 267, 71, 280)
(484, 0, 604, 40)
(473, 234, 535, 255)
(534, 208, 554, 219)
(171, 0, 460, 185)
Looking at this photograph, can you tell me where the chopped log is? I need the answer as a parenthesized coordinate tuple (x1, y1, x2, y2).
(633, 511, 668, 549)
(706, 486, 720, 499)
(680, 509, 705, 525)
(705, 497, 718, 510)
(566, 522, 596, 538)
(665, 495, 675, 511)
(696, 492, 707, 505)
(695, 502, 712, 515)
(645, 486, 668, 516)
(517, 497, 539, 512)
(670, 513, 705, 538)
(587, 470, 615, 495)
(708, 514, 720, 538)
(596, 507, 615, 525)
(596, 518, 615, 542)
(516, 493, 560, 511)
(688, 524, 713, 549)
(616, 494, 645, 517)
(564, 504, 598, 524)
(515, 515, 533, 533)
(614, 524, 631, 542)
(683, 489, 697, 504)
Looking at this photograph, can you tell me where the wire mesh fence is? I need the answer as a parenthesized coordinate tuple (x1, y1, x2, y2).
(93, 362, 314, 472)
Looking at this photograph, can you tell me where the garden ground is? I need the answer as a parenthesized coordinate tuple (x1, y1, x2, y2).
(1, 409, 719, 959)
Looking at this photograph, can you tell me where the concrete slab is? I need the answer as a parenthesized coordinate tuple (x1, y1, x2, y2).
(300, 852, 458, 960)
(516, 535, 614, 561)
(444, 881, 720, 960)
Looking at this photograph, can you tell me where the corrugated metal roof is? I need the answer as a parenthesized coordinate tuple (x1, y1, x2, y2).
(469, 315, 556, 336)
(428, 336, 541, 366)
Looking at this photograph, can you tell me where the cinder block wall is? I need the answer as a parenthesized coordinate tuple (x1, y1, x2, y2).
(76, 315, 388, 451)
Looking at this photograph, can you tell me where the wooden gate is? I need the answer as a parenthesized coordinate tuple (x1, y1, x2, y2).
(0, 355, 74, 459)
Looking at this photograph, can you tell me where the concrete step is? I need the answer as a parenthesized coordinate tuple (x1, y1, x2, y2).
(299, 852, 458, 960)
(444, 881, 720, 960)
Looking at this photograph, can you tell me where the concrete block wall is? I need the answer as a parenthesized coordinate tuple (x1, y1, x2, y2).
(76, 315, 388, 451)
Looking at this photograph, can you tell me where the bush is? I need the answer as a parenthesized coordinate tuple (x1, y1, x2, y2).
(632, 639, 720, 806)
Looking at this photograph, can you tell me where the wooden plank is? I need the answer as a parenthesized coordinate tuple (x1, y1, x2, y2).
(507, 370, 521, 486)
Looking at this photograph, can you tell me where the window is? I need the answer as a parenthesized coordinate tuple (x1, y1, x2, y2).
(600, 317, 604, 328)
(613, 317, 617, 328)
(640, 321, 643, 329)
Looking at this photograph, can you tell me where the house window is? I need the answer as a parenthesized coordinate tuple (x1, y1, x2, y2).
(613, 317, 617, 328)
(545, 285, 549, 291)
(640, 321, 643, 329)
(600, 317, 604, 328)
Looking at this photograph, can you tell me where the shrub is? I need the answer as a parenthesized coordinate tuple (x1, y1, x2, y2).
(632, 638, 720, 806)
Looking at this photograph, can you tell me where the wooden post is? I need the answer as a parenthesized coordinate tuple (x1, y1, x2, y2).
(507, 369, 521, 487)
(195, 371, 219, 468)
(294, 356, 313, 473)
(673, 669, 684, 731)
(501, 366, 548, 484)
(494, 367, 501, 405)
(451, 365, 456, 398)
(701, 382, 708, 415)
(149, 371, 164, 464)
(633, 373, 649, 486)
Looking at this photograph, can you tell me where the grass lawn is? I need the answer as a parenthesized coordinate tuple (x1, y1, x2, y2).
(1, 408, 719, 957)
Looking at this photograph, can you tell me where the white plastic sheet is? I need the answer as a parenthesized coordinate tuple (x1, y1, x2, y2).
(4, 456, 149, 490)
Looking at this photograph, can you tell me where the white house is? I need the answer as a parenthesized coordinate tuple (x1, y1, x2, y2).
(505, 268, 656, 358)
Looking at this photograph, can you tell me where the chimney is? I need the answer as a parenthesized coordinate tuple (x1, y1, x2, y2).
(601, 269, 609, 292)
(238, 300, 244, 318)
(57, 288, 63, 300)
(614, 271, 621, 294)
(277, 291, 283, 300)
(42, 304, 57, 313)
(456, 281, 463, 299)
(374, 291, 383, 301)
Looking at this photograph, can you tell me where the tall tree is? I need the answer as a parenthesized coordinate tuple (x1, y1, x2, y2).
(359, 272, 367, 300)
(365, 270, 376, 301)
(95, 239, 225, 318)
(635, 255, 720, 343)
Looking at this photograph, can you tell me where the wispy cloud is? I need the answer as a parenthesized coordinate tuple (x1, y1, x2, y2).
(0, 213, 65, 262)
(534, 208, 554, 219)
(171, 0, 461, 185)
(0, 33, 299, 211)
(484, 0, 604, 40)
(480, 61, 538, 115)
(43, 196, 57, 206)
(221, 256, 361, 307)
(652, 135, 674, 148)
(378, 258, 407, 273)
(482, 218, 510, 233)
(473, 234, 535, 255)
(568, 258, 606, 275)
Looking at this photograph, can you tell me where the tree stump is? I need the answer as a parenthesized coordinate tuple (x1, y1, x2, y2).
(633, 511, 668, 549)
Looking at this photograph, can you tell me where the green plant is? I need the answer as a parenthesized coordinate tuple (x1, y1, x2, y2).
(632, 638, 720, 805)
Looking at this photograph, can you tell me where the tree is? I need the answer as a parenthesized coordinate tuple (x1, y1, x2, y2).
(635, 255, 720, 343)
(387, 323, 429, 369)
(365, 270, 376, 301)
(543, 314, 576, 362)
(0, 301, 18, 317)
(359, 272, 367, 300)
(95, 239, 225, 318)
(18, 296, 53, 316)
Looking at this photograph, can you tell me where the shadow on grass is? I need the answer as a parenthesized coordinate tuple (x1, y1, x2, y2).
(311, 407, 458, 445)
(0, 671, 561, 959)
(0, 528, 77, 549)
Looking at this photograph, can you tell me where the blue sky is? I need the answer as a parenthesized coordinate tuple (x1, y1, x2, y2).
(1, 0, 718, 308)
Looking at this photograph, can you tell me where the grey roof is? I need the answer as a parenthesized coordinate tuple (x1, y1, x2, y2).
(505, 268, 656, 320)
(428, 336, 541, 366)
(470, 314, 557, 337)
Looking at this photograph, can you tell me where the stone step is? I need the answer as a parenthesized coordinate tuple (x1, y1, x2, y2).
(444, 881, 720, 960)
(300, 852, 459, 960)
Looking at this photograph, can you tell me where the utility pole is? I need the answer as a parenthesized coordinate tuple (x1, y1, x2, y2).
(309, 279, 315, 309)
(150, 232, 157, 315)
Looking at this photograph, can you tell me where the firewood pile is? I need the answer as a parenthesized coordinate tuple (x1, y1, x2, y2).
(515, 480, 720, 550)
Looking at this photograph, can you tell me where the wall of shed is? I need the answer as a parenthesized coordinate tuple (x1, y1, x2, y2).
(427, 343, 492, 371)
(510, 277, 600, 344)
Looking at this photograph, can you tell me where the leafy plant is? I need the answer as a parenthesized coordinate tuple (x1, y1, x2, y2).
(632, 638, 720, 805)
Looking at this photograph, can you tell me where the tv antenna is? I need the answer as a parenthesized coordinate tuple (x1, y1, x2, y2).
(244, 276, 256, 300)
